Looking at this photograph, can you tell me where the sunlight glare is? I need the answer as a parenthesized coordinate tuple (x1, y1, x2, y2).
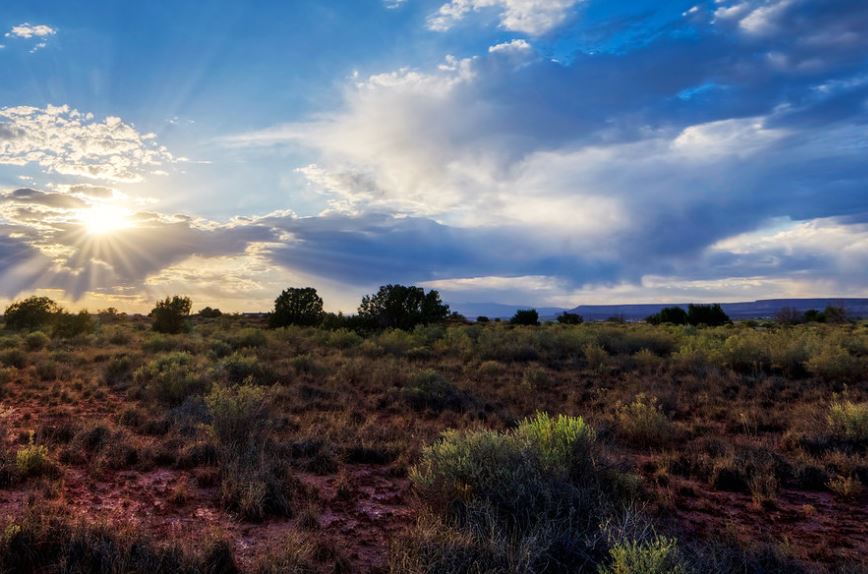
(78, 204, 133, 235)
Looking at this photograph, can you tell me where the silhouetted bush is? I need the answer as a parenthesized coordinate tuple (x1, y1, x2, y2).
(510, 309, 539, 326)
(3, 296, 61, 331)
(150, 296, 192, 334)
(646, 307, 688, 325)
(199, 306, 223, 318)
(358, 284, 450, 331)
(52, 310, 94, 338)
(269, 287, 323, 328)
(686, 304, 730, 326)
(557, 312, 584, 325)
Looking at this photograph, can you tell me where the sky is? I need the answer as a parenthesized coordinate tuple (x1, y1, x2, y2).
(1, 0, 867, 313)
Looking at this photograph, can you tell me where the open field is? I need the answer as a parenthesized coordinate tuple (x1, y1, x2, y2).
(0, 316, 866, 573)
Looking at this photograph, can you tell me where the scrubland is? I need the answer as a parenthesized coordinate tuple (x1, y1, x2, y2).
(0, 316, 866, 573)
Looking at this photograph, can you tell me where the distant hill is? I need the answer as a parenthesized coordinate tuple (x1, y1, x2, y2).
(449, 299, 868, 322)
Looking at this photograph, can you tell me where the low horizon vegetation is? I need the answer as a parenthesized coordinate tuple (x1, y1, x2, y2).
(0, 287, 865, 573)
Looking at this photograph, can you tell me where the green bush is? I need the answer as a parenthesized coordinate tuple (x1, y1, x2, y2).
(222, 352, 275, 384)
(227, 328, 268, 349)
(134, 352, 210, 405)
(16, 437, 51, 478)
(402, 370, 463, 411)
(150, 296, 192, 334)
(405, 413, 621, 571)
(52, 311, 95, 339)
(206, 383, 269, 447)
(3, 296, 61, 331)
(24, 331, 50, 351)
(616, 395, 674, 448)
(0, 349, 26, 369)
(827, 398, 868, 444)
(598, 536, 686, 574)
(411, 412, 602, 529)
(807, 345, 863, 382)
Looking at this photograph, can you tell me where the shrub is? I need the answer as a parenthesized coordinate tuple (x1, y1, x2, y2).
(402, 370, 463, 412)
(151, 296, 192, 334)
(326, 328, 362, 349)
(270, 287, 324, 328)
(826, 475, 863, 499)
(16, 436, 51, 478)
(598, 535, 686, 574)
(52, 310, 94, 338)
(584, 342, 610, 374)
(359, 284, 450, 331)
(199, 306, 223, 318)
(227, 328, 268, 350)
(103, 355, 137, 387)
(24, 331, 50, 351)
(687, 304, 731, 326)
(646, 307, 688, 326)
(411, 412, 602, 528)
(827, 398, 868, 444)
(616, 395, 674, 448)
(0, 348, 26, 369)
(3, 296, 61, 331)
(222, 353, 275, 384)
(807, 345, 863, 382)
(521, 365, 552, 390)
(510, 309, 539, 326)
(557, 312, 584, 325)
(206, 383, 269, 447)
(134, 352, 210, 405)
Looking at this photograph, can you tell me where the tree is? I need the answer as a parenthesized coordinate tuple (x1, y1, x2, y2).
(270, 287, 324, 328)
(476, 316, 490, 323)
(823, 305, 848, 324)
(687, 304, 730, 327)
(775, 306, 802, 325)
(510, 309, 539, 326)
(646, 306, 689, 325)
(151, 296, 192, 334)
(199, 306, 223, 319)
(557, 312, 584, 325)
(3, 296, 61, 331)
(53, 310, 94, 338)
(358, 285, 449, 330)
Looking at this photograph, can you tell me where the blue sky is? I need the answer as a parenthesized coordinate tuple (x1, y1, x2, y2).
(1, 0, 867, 312)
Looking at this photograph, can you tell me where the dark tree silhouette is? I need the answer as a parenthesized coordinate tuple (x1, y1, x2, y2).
(510, 309, 539, 326)
(646, 306, 689, 325)
(358, 284, 449, 330)
(270, 287, 324, 328)
(3, 296, 61, 331)
(199, 306, 223, 318)
(556, 312, 584, 325)
(151, 296, 193, 334)
(687, 304, 731, 326)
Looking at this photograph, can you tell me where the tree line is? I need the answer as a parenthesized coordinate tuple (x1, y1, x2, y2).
(1, 286, 852, 336)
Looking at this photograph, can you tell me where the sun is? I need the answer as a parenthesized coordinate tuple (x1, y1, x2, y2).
(77, 204, 133, 235)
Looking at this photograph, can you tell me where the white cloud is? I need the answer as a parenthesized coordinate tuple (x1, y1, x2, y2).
(488, 39, 533, 55)
(0, 105, 175, 182)
(428, 0, 582, 35)
(5, 23, 56, 39)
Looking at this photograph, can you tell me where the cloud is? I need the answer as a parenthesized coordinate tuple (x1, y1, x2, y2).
(428, 0, 583, 35)
(5, 23, 56, 39)
(220, 0, 868, 305)
(0, 106, 174, 182)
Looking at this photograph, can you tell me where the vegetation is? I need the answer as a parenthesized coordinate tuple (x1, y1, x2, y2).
(510, 308, 539, 326)
(150, 295, 193, 334)
(269, 287, 324, 328)
(358, 284, 450, 330)
(0, 293, 865, 572)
